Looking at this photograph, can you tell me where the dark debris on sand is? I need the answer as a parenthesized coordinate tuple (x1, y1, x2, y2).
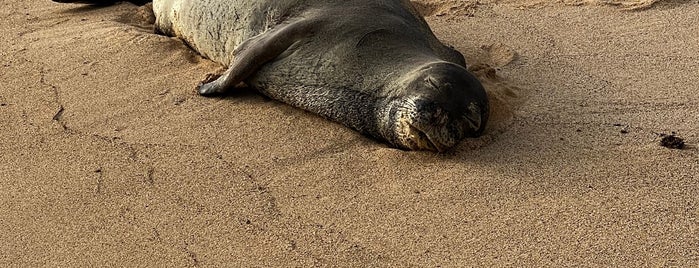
(659, 133, 685, 150)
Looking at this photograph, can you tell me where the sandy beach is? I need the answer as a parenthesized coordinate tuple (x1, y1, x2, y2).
(1, 0, 697, 266)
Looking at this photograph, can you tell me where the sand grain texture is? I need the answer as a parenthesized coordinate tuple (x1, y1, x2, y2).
(1, 0, 698, 266)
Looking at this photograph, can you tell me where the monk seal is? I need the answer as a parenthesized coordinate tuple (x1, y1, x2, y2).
(53, 0, 489, 152)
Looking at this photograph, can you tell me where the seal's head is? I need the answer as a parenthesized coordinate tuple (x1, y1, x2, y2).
(385, 62, 488, 152)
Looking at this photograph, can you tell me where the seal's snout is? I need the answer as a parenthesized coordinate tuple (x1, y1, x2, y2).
(407, 99, 485, 152)
(391, 62, 489, 152)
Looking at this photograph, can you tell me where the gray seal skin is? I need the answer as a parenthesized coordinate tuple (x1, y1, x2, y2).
(53, 0, 489, 152)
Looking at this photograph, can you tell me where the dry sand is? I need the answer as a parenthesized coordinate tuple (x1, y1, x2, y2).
(1, 0, 698, 266)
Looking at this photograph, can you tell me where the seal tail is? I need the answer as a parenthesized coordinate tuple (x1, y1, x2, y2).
(52, 0, 151, 5)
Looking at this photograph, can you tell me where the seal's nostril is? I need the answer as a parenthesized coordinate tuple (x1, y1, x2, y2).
(432, 107, 443, 119)
(465, 113, 481, 130)
(464, 103, 482, 131)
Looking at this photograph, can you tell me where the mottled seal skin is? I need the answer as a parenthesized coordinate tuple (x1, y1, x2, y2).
(53, 0, 489, 152)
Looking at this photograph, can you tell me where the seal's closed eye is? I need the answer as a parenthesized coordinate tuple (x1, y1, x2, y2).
(356, 29, 391, 48)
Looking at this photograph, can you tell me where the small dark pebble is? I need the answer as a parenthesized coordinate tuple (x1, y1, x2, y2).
(620, 129, 629, 134)
(660, 135, 685, 150)
(0, 103, 7, 107)
(613, 123, 623, 127)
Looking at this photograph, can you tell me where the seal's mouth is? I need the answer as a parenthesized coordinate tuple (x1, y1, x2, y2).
(395, 114, 452, 152)
(407, 124, 442, 152)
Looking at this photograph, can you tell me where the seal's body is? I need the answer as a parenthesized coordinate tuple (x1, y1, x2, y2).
(53, 0, 489, 152)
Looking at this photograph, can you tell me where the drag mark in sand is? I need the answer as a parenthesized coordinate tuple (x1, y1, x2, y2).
(183, 240, 201, 267)
(146, 167, 155, 186)
(39, 66, 68, 130)
(95, 168, 104, 194)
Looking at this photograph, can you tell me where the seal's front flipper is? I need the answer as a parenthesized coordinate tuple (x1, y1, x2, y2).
(196, 73, 223, 95)
(197, 17, 320, 96)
